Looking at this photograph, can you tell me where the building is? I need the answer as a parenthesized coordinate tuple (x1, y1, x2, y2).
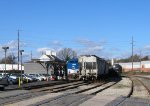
(24, 50, 65, 75)
(118, 61, 150, 72)
(0, 64, 24, 73)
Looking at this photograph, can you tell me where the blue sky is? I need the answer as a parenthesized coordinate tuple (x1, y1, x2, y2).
(0, 0, 150, 61)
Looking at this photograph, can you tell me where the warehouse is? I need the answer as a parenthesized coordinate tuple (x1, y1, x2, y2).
(0, 64, 24, 73)
(118, 61, 150, 72)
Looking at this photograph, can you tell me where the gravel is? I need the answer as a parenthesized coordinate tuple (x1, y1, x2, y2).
(79, 78, 132, 106)
(4, 78, 145, 106)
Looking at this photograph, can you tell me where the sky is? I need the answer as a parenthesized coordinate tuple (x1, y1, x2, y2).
(0, 0, 150, 61)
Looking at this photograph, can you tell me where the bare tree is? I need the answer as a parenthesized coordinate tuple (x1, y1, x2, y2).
(57, 48, 77, 61)
(0, 54, 17, 64)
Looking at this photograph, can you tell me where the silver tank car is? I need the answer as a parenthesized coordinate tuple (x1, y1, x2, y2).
(78, 55, 109, 80)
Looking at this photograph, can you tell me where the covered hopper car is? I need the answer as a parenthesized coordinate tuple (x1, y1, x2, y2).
(78, 55, 109, 80)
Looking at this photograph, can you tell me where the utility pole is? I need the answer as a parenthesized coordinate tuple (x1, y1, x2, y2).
(140, 50, 142, 72)
(131, 36, 134, 72)
(12, 52, 14, 70)
(20, 50, 24, 84)
(31, 51, 32, 61)
(18, 30, 20, 71)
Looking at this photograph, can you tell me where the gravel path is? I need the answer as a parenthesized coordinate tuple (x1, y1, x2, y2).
(0, 90, 29, 98)
(79, 78, 131, 106)
(132, 78, 150, 99)
(4, 93, 63, 106)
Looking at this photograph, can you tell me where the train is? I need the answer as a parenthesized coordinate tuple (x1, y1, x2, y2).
(66, 55, 122, 80)
(67, 58, 79, 79)
(78, 55, 109, 80)
(109, 64, 122, 77)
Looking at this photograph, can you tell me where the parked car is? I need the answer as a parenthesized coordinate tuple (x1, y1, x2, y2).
(38, 74, 47, 81)
(0, 74, 9, 86)
(28, 74, 44, 81)
(8, 74, 20, 84)
(0, 75, 9, 90)
(22, 74, 34, 83)
(42, 74, 51, 80)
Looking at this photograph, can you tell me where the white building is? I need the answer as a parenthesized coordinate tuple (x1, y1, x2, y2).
(0, 64, 24, 73)
(118, 61, 150, 72)
(24, 50, 64, 74)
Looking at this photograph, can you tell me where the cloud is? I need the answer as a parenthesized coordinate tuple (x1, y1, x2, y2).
(0, 40, 27, 52)
(76, 39, 106, 47)
(50, 40, 63, 46)
(144, 45, 150, 51)
(0, 40, 29, 61)
(37, 47, 53, 53)
(37, 47, 62, 54)
(75, 38, 105, 57)
(0, 40, 17, 52)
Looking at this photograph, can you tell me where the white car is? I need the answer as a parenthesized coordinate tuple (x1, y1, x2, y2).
(28, 74, 44, 81)
(37, 74, 47, 81)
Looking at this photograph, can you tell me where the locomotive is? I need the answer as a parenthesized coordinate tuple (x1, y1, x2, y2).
(67, 58, 79, 80)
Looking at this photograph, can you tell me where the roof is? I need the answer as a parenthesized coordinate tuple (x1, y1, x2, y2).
(79, 55, 104, 60)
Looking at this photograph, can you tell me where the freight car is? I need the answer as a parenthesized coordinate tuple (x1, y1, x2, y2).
(109, 64, 122, 77)
(78, 55, 109, 81)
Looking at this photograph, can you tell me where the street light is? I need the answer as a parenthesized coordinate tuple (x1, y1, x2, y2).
(2, 46, 9, 74)
(20, 50, 24, 84)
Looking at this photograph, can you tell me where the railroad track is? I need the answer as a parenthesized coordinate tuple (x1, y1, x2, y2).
(26, 81, 118, 106)
(1, 78, 120, 106)
(129, 76, 150, 98)
(0, 81, 88, 106)
(134, 78, 150, 95)
(113, 76, 150, 106)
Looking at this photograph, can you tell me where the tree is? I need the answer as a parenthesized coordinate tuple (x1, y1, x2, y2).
(116, 54, 140, 63)
(0, 54, 17, 64)
(141, 56, 149, 61)
(131, 54, 140, 62)
(116, 54, 149, 63)
(57, 48, 77, 61)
